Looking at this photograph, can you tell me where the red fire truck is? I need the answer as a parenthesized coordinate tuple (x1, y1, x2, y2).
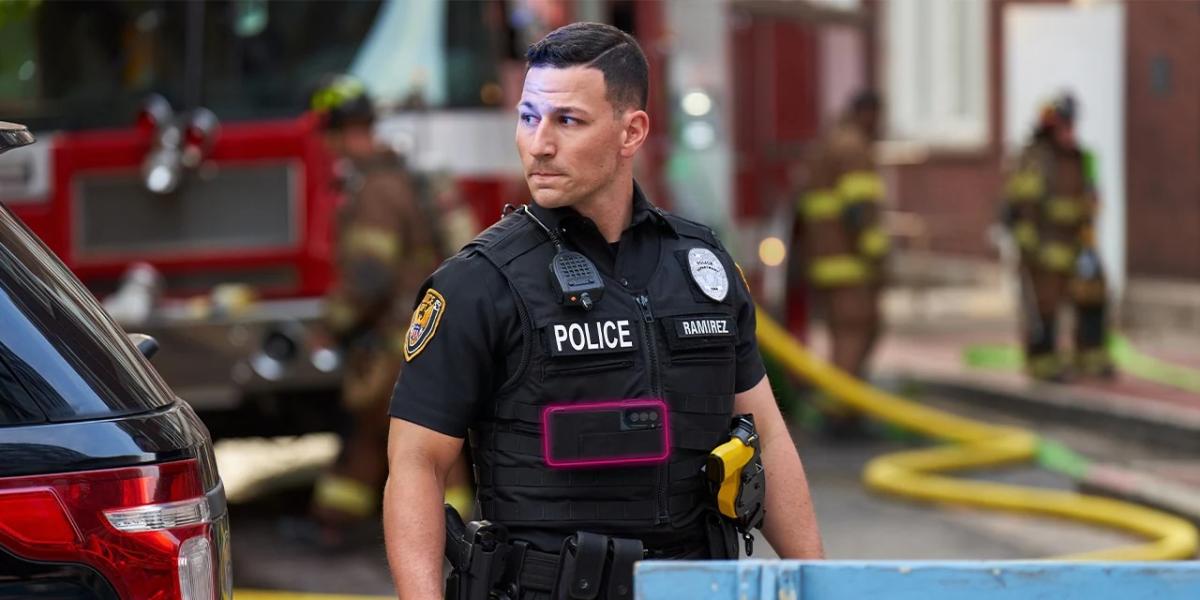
(0, 0, 839, 435)
(0, 0, 530, 436)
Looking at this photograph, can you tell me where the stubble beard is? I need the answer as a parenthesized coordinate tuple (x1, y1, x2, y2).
(529, 181, 572, 209)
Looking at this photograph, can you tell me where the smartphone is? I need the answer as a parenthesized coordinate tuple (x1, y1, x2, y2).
(542, 399, 670, 468)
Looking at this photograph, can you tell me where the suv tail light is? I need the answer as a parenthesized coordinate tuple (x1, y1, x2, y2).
(0, 459, 226, 600)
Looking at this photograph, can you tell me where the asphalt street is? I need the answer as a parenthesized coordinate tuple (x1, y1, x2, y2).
(220, 393, 1171, 595)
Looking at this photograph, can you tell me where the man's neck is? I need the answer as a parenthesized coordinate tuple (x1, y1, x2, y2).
(573, 176, 634, 243)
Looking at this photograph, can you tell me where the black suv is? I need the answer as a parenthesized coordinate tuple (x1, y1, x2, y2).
(0, 122, 231, 598)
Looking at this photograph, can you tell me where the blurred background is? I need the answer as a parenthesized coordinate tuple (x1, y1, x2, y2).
(1, 0, 1198, 596)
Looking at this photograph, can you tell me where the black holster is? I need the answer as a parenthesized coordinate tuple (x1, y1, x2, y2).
(703, 511, 740, 560)
(444, 505, 519, 600)
(445, 505, 653, 600)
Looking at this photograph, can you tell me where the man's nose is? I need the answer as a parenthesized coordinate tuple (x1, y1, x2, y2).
(529, 121, 557, 158)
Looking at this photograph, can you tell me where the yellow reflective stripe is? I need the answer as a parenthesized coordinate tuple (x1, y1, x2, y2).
(800, 190, 842, 220)
(409, 247, 437, 269)
(344, 227, 400, 262)
(325, 297, 358, 332)
(310, 76, 367, 112)
(858, 226, 890, 259)
(1027, 353, 1063, 379)
(1013, 222, 1039, 252)
(1039, 242, 1076, 272)
(313, 474, 376, 517)
(837, 171, 884, 203)
(1006, 170, 1044, 201)
(1045, 196, 1085, 224)
(1076, 348, 1113, 374)
(809, 255, 872, 287)
(1070, 277, 1107, 305)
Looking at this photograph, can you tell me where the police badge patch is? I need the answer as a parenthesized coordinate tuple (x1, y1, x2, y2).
(404, 288, 445, 362)
(687, 248, 729, 302)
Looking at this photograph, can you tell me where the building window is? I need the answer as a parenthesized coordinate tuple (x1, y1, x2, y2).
(883, 0, 989, 148)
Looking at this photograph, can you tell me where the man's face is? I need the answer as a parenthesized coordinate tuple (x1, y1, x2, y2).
(516, 66, 627, 209)
(857, 107, 881, 140)
(323, 123, 375, 160)
(321, 130, 346, 158)
(1053, 120, 1077, 149)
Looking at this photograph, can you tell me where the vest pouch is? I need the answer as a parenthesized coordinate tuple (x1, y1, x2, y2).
(671, 353, 731, 367)
(661, 314, 737, 393)
(543, 399, 670, 468)
(539, 321, 638, 382)
(553, 532, 607, 600)
(551, 532, 644, 600)
(543, 358, 634, 379)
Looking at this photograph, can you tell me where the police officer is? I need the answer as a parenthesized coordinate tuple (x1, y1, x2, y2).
(307, 75, 473, 543)
(1002, 93, 1112, 381)
(385, 22, 823, 600)
(790, 91, 888, 433)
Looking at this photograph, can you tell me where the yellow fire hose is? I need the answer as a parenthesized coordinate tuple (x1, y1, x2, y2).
(755, 308, 1198, 560)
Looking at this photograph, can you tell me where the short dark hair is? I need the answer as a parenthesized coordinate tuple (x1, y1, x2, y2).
(525, 22, 648, 112)
(851, 90, 881, 115)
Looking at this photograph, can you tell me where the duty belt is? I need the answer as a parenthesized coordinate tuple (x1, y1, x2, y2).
(444, 505, 717, 600)
(468, 537, 707, 598)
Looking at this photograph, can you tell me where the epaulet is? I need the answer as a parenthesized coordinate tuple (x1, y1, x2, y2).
(660, 211, 724, 249)
(464, 208, 549, 267)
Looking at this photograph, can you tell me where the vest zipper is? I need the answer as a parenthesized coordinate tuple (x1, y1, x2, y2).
(636, 294, 669, 523)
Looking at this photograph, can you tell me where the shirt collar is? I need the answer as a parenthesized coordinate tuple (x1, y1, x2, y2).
(525, 179, 677, 238)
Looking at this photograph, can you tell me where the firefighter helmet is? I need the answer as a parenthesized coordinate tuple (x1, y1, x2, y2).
(310, 74, 374, 130)
(1039, 92, 1077, 128)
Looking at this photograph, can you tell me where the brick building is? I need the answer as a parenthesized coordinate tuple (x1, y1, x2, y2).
(870, 0, 1199, 283)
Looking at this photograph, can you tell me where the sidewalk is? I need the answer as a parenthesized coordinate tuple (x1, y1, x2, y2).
(822, 255, 1200, 526)
(873, 326, 1200, 453)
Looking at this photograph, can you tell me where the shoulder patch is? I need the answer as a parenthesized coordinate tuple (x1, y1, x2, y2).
(404, 288, 446, 361)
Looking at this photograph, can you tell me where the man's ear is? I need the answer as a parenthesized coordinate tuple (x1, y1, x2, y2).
(619, 109, 650, 158)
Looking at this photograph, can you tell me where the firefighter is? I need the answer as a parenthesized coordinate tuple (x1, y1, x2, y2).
(384, 23, 823, 599)
(422, 169, 481, 256)
(791, 91, 889, 433)
(307, 75, 471, 545)
(1002, 93, 1113, 381)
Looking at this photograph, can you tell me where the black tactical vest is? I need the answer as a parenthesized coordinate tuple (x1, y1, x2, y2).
(465, 207, 740, 552)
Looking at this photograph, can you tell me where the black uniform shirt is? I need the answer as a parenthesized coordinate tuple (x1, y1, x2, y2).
(389, 183, 766, 437)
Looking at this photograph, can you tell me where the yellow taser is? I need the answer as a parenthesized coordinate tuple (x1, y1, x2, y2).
(705, 415, 766, 529)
